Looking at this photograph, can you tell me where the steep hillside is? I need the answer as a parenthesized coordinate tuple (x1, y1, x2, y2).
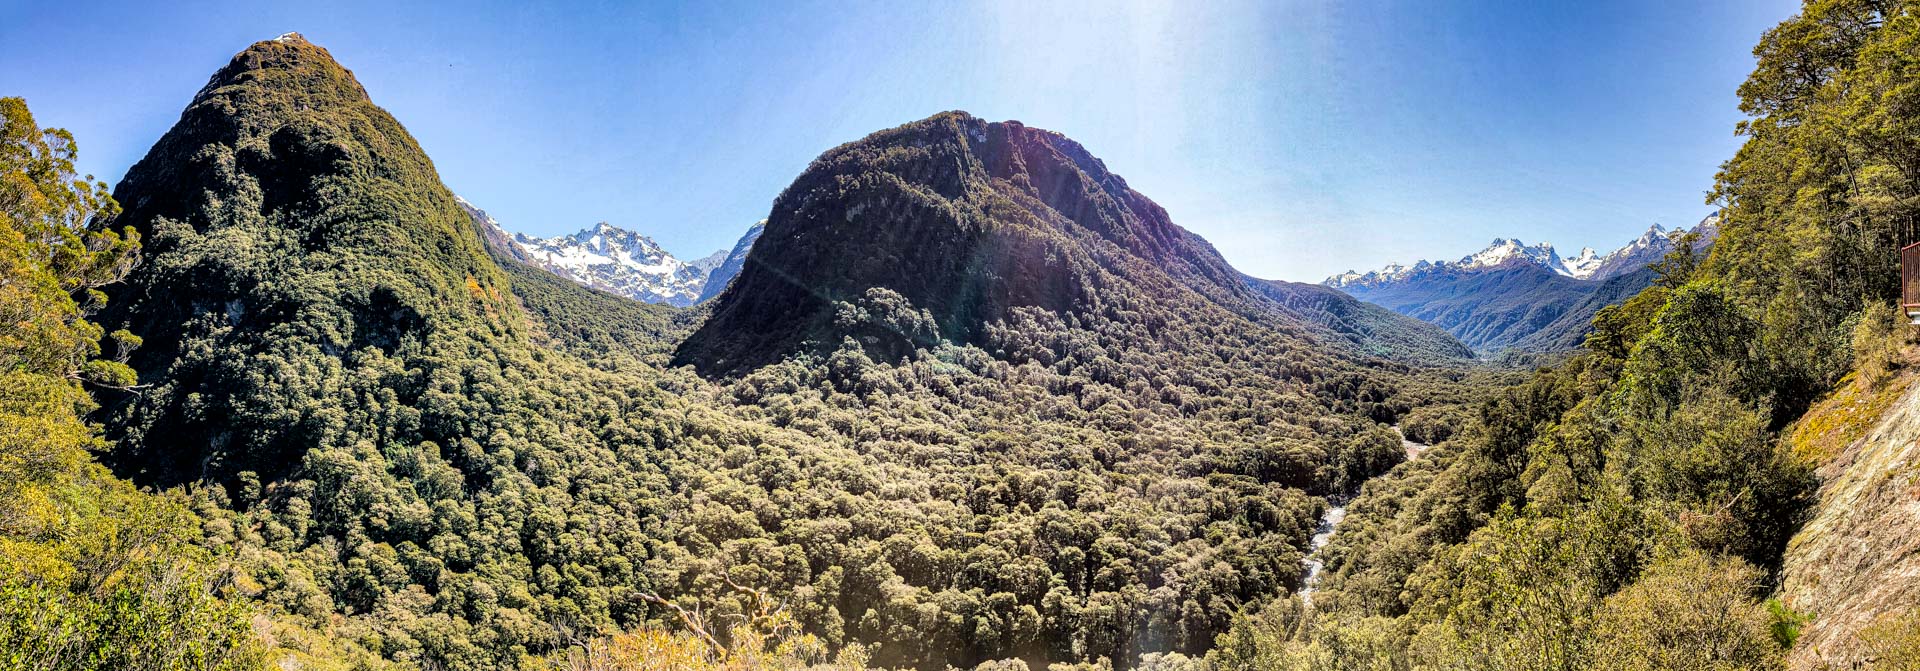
(676, 111, 1255, 374)
(1243, 277, 1474, 364)
(1778, 364, 1920, 669)
(1216, 5, 1920, 669)
(1503, 266, 1660, 352)
(87, 34, 719, 667)
(97, 32, 527, 484)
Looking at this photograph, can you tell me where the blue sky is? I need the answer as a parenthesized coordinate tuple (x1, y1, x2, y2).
(2, 0, 1799, 281)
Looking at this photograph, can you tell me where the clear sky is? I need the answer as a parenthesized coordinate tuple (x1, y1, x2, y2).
(2, 0, 1801, 281)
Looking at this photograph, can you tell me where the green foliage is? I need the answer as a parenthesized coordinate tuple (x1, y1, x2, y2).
(1850, 298, 1910, 388)
(1589, 552, 1783, 671)
(1207, 599, 1410, 671)
(1395, 405, 1467, 446)
(1765, 599, 1811, 650)
(1710, 0, 1920, 418)
(1219, 3, 1920, 667)
(82, 39, 1464, 671)
(1244, 278, 1475, 365)
(1403, 501, 1659, 670)
(0, 561, 261, 671)
(0, 96, 264, 670)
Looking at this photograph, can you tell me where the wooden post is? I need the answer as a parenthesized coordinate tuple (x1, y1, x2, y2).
(1903, 242, 1920, 324)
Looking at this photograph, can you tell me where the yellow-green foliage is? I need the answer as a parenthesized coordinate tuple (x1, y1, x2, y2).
(1860, 610, 1920, 670)
(1787, 350, 1914, 465)
(1851, 299, 1911, 389)
(549, 618, 856, 671)
(0, 96, 261, 669)
(1589, 552, 1783, 671)
(1207, 598, 1410, 671)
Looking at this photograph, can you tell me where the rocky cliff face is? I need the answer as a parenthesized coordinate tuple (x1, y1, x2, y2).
(1779, 370, 1920, 669)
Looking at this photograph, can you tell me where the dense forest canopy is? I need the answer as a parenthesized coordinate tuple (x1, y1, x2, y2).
(5, 0, 1920, 669)
(0, 33, 1478, 671)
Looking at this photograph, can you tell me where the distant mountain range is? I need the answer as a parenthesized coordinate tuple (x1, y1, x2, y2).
(1328, 217, 1711, 289)
(458, 196, 760, 307)
(1324, 214, 1719, 352)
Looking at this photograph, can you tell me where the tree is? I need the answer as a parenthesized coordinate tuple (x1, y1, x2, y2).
(0, 96, 259, 670)
(1589, 552, 1783, 671)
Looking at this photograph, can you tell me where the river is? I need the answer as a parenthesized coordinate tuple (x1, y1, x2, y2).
(1300, 425, 1431, 605)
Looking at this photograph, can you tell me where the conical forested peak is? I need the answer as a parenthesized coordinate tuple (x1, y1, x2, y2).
(109, 30, 498, 296)
(191, 32, 370, 112)
(100, 34, 517, 485)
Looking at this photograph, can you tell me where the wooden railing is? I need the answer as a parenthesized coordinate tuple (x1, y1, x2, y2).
(1904, 242, 1920, 316)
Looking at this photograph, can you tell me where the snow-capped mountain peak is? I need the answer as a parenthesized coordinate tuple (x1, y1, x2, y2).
(511, 223, 708, 305)
(1461, 238, 1562, 272)
(1562, 246, 1604, 279)
(453, 195, 764, 307)
(1623, 223, 1669, 252)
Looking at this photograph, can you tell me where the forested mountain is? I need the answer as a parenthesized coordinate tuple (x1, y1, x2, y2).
(1241, 277, 1474, 364)
(12, 1, 1920, 669)
(1333, 263, 1598, 352)
(678, 112, 1247, 374)
(1502, 265, 1660, 352)
(676, 112, 1466, 375)
(36, 34, 1473, 671)
(85, 33, 721, 667)
(1326, 216, 1719, 352)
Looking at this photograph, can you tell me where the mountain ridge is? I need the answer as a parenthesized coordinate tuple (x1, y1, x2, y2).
(1327, 214, 1719, 289)
(675, 111, 1252, 374)
(674, 110, 1469, 374)
(1322, 214, 1719, 352)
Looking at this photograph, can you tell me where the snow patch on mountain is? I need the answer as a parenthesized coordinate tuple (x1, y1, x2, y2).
(509, 223, 714, 306)
(1563, 247, 1604, 278)
(1464, 238, 1564, 274)
(455, 195, 761, 307)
